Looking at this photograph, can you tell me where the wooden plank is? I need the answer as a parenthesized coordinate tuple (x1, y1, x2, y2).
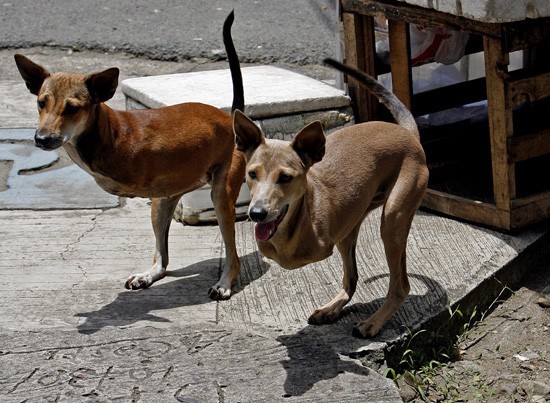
(422, 189, 510, 230)
(412, 76, 487, 116)
(508, 128, 550, 163)
(510, 190, 550, 228)
(483, 36, 515, 207)
(341, 0, 500, 38)
(361, 14, 378, 121)
(341, 0, 550, 52)
(388, 19, 412, 110)
(508, 71, 550, 108)
(342, 12, 378, 123)
(511, 189, 550, 209)
(501, 17, 550, 53)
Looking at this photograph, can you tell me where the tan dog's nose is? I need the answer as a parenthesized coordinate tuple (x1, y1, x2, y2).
(249, 205, 268, 222)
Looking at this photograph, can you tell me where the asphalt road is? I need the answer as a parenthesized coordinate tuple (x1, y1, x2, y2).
(0, 0, 338, 65)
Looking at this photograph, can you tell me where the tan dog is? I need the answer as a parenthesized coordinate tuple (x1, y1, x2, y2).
(233, 59, 429, 337)
(14, 11, 245, 300)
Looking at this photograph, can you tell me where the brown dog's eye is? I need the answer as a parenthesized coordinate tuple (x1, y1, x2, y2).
(278, 173, 292, 184)
(64, 103, 80, 115)
(38, 99, 46, 109)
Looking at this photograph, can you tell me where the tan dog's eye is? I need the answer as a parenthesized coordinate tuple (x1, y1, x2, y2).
(278, 173, 293, 184)
(38, 99, 46, 109)
(248, 170, 257, 180)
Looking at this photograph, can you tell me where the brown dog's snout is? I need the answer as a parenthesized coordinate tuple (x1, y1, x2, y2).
(249, 205, 268, 222)
(34, 128, 63, 151)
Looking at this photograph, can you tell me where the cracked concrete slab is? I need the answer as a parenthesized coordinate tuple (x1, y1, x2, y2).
(0, 199, 404, 401)
(0, 325, 401, 402)
(1, 196, 548, 401)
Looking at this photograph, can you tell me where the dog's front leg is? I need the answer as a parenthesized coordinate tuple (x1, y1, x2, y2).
(308, 230, 359, 325)
(125, 195, 182, 290)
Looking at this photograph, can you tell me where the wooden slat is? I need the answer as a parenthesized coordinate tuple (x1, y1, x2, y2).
(508, 71, 550, 107)
(501, 17, 550, 53)
(341, 0, 550, 52)
(508, 128, 550, 163)
(412, 77, 487, 116)
(510, 190, 550, 228)
(484, 36, 516, 205)
(422, 189, 510, 230)
(342, 12, 378, 123)
(341, 0, 500, 38)
(388, 19, 412, 110)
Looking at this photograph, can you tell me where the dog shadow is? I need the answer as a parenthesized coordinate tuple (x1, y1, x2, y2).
(75, 251, 268, 334)
(276, 326, 374, 398)
(277, 273, 447, 397)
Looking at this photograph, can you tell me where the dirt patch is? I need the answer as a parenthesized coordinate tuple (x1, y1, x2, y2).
(396, 262, 550, 402)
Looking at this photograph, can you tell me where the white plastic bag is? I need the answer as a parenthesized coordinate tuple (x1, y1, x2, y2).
(410, 25, 469, 66)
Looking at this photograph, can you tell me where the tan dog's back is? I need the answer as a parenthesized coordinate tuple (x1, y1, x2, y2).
(311, 121, 422, 236)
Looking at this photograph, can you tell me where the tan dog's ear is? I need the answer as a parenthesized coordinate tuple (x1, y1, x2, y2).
(14, 54, 51, 95)
(85, 68, 119, 103)
(292, 121, 326, 167)
(233, 109, 264, 153)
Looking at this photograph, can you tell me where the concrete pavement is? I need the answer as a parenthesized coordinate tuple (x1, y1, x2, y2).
(1, 47, 549, 402)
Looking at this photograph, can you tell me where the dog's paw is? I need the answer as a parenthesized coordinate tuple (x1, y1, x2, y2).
(124, 274, 151, 290)
(208, 286, 232, 300)
(308, 308, 340, 325)
(352, 320, 381, 338)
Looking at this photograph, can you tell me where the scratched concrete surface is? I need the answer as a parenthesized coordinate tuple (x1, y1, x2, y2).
(1, 48, 549, 402)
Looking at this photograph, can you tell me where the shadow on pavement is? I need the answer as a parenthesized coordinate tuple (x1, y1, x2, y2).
(75, 252, 267, 334)
(277, 273, 447, 397)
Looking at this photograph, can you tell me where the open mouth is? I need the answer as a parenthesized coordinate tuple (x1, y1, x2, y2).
(254, 205, 289, 242)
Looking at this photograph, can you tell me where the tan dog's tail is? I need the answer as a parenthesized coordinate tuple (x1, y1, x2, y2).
(324, 58, 419, 139)
(223, 10, 244, 113)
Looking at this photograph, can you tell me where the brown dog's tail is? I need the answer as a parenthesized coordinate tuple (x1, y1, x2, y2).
(324, 58, 419, 139)
(223, 10, 244, 114)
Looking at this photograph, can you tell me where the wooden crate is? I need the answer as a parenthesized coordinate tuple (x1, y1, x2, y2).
(340, 0, 550, 230)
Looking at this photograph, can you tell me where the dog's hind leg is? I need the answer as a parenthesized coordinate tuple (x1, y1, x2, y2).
(208, 151, 245, 300)
(354, 182, 420, 337)
(308, 223, 361, 325)
(353, 241, 408, 338)
(125, 194, 182, 290)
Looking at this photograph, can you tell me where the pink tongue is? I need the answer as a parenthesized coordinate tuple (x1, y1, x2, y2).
(255, 221, 276, 241)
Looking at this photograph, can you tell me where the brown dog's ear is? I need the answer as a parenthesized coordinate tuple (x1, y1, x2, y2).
(14, 54, 51, 95)
(233, 109, 264, 153)
(85, 67, 119, 103)
(291, 121, 326, 167)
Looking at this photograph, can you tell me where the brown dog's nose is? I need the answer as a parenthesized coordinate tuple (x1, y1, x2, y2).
(34, 129, 62, 150)
(249, 206, 268, 222)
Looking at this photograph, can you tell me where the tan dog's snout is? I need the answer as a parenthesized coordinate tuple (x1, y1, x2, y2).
(246, 169, 294, 225)
(249, 204, 269, 222)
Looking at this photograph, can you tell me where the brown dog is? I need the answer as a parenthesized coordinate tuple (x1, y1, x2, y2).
(233, 59, 429, 337)
(14, 11, 245, 300)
